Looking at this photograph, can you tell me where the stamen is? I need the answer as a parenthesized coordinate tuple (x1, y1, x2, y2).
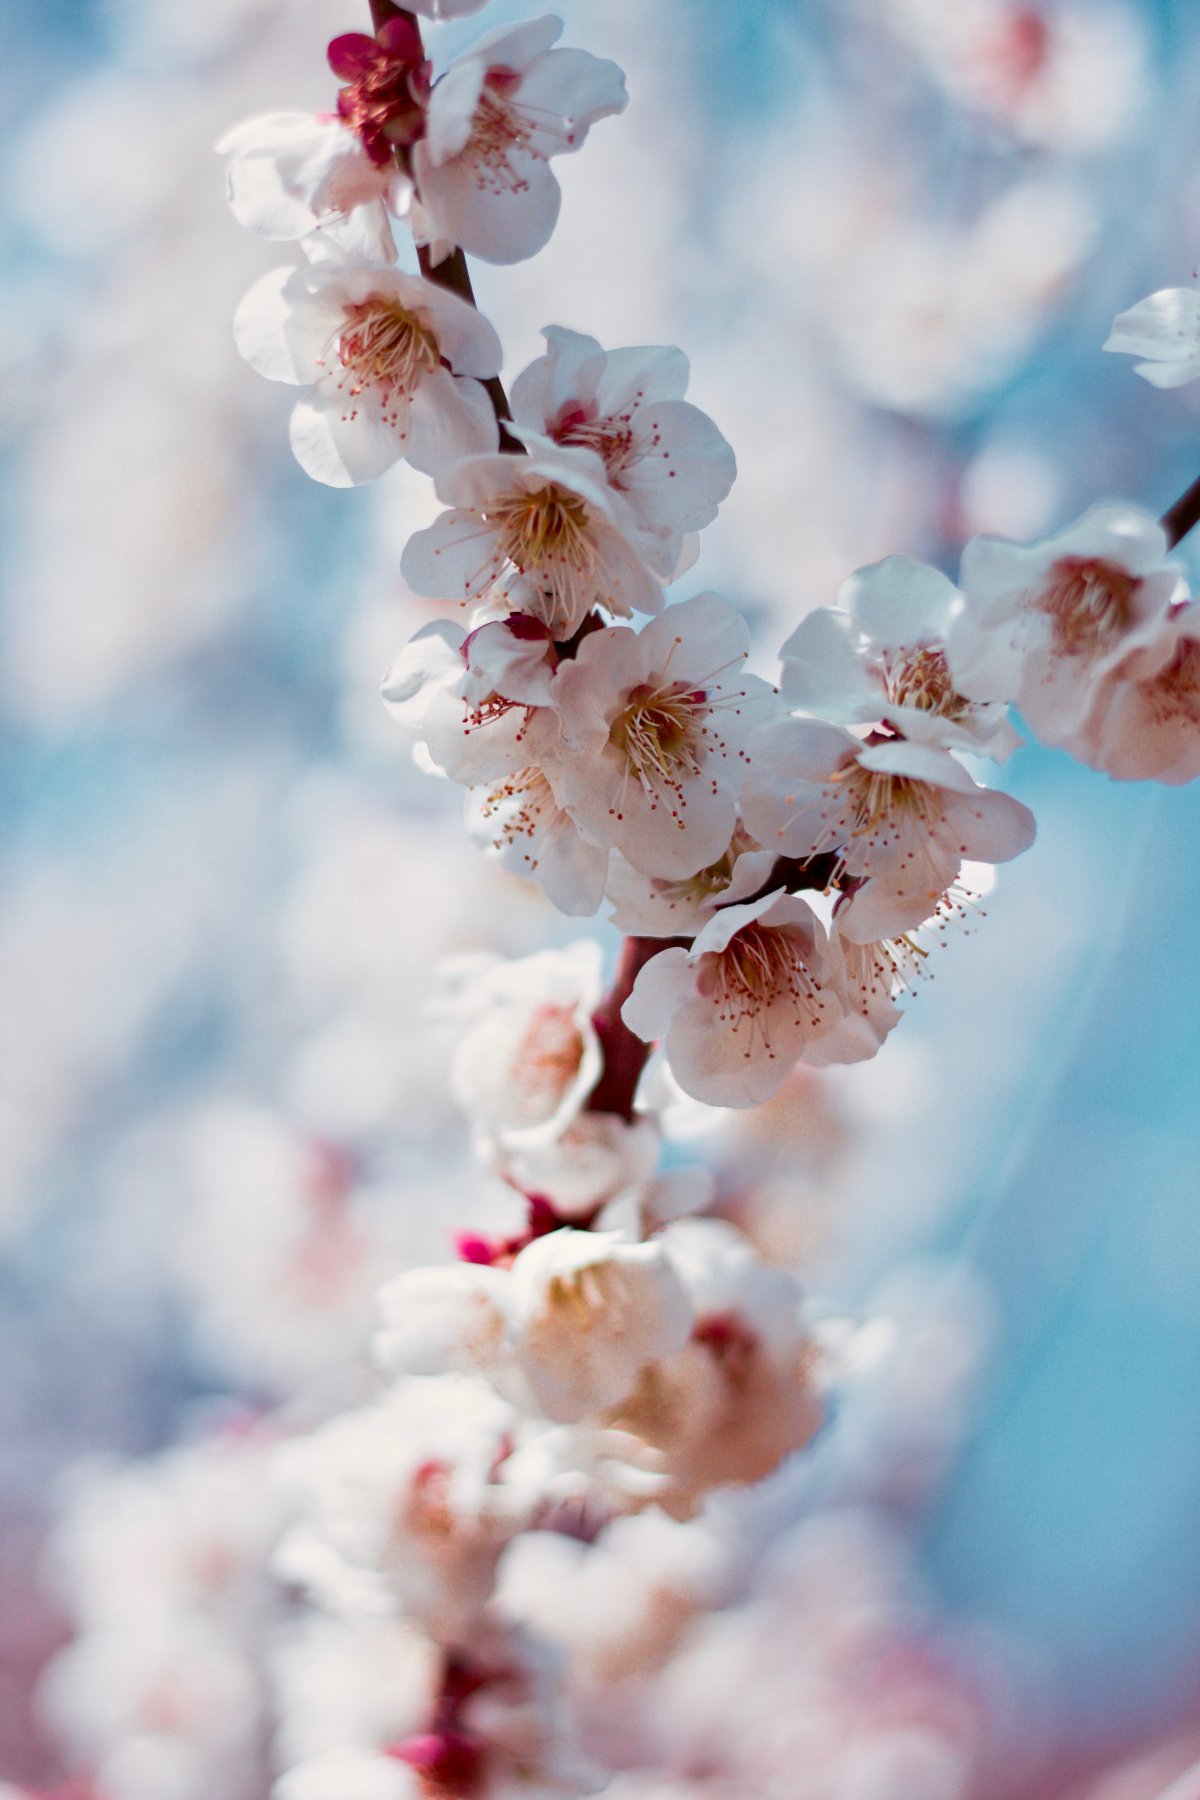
(329, 297, 440, 426)
(878, 644, 968, 718)
(1034, 556, 1139, 658)
(707, 922, 825, 1061)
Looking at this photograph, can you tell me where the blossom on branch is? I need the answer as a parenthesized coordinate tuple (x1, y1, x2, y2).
(401, 444, 668, 636)
(621, 891, 843, 1107)
(741, 718, 1035, 942)
(217, 111, 410, 260)
(550, 594, 778, 880)
(412, 16, 628, 265)
(946, 502, 1186, 753)
(781, 555, 1020, 761)
(234, 262, 502, 484)
(510, 327, 737, 573)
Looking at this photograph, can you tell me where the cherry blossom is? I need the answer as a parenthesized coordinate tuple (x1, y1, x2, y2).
(550, 595, 779, 880)
(781, 556, 1020, 760)
(486, 1110, 661, 1221)
(233, 262, 502, 484)
(946, 502, 1186, 751)
(509, 327, 737, 572)
(273, 1376, 538, 1637)
(741, 718, 1036, 941)
(1072, 599, 1200, 783)
(383, 616, 562, 785)
(1104, 287, 1200, 389)
(275, 1750, 421, 1800)
(610, 1218, 823, 1515)
(446, 941, 604, 1153)
(379, 1228, 694, 1425)
(217, 112, 409, 260)
(466, 767, 610, 917)
(621, 891, 843, 1107)
(411, 17, 628, 265)
(401, 443, 667, 637)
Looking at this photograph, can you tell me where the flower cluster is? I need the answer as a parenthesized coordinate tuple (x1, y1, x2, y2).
(171, 4, 1200, 1798)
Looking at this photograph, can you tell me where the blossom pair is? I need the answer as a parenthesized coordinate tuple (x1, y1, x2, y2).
(220, 14, 628, 270)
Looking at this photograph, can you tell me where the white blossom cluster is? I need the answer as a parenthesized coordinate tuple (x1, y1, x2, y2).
(30, 2, 1198, 1798)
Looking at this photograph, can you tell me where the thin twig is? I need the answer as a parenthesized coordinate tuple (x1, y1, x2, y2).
(1161, 470, 1200, 550)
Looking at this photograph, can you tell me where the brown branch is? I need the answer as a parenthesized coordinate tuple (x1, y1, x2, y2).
(1161, 470, 1200, 549)
(585, 936, 687, 1123)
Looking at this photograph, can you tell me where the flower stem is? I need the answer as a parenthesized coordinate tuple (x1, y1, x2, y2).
(1161, 470, 1200, 549)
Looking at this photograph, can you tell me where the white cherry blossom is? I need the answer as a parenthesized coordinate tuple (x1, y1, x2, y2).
(273, 1376, 537, 1637)
(383, 616, 562, 786)
(550, 595, 779, 880)
(741, 719, 1036, 941)
(1105, 288, 1200, 388)
(510, 327, 736, 573)
(412, 17, 628, 266)
(612, 1218, 823, 1516)
(487, 1110, 661, 1221)
(781, 556, 1020, 760)
(505, 1227, 695, 1422)
(447, 941, 604, 1152)
(1072, 599, 1200, 783)
(276, 1751, 420, 1800)
(378, 1229, 693, 1425)
(217, 112, 408, 261)
(621, 891, 843, 1108)
(234, 263, 501, 485)
(946, 502, 1186, 749)
(401, 443, 667, 638)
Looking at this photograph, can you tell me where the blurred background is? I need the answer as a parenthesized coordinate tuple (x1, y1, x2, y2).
(1, 0, 1199, 1793)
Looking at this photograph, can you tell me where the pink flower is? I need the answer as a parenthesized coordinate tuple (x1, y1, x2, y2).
(740, 719, 1035, 942)
(947, 502, 1185, 752)
(621, 891, 843, 1107)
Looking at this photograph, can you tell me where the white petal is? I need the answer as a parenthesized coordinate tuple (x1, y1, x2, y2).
(406, 370, 499, 477)
(289, 378, 410, 487)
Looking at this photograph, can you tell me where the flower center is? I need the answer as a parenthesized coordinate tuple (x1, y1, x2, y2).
(1035, 556, 1139, 657)
(463, 85, 539, 194)
(509, 1002, 585, 1127)
(488, 484, 594, 574)
(608, 680, 709, 820)
(708, 923, 824, 1046)
(555, 409, 638, 482)
(879, 644, 968, 718)
(334, 298, 440, 417)
(477, 767, 558, 870)
(841, 934, 930, 1012)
